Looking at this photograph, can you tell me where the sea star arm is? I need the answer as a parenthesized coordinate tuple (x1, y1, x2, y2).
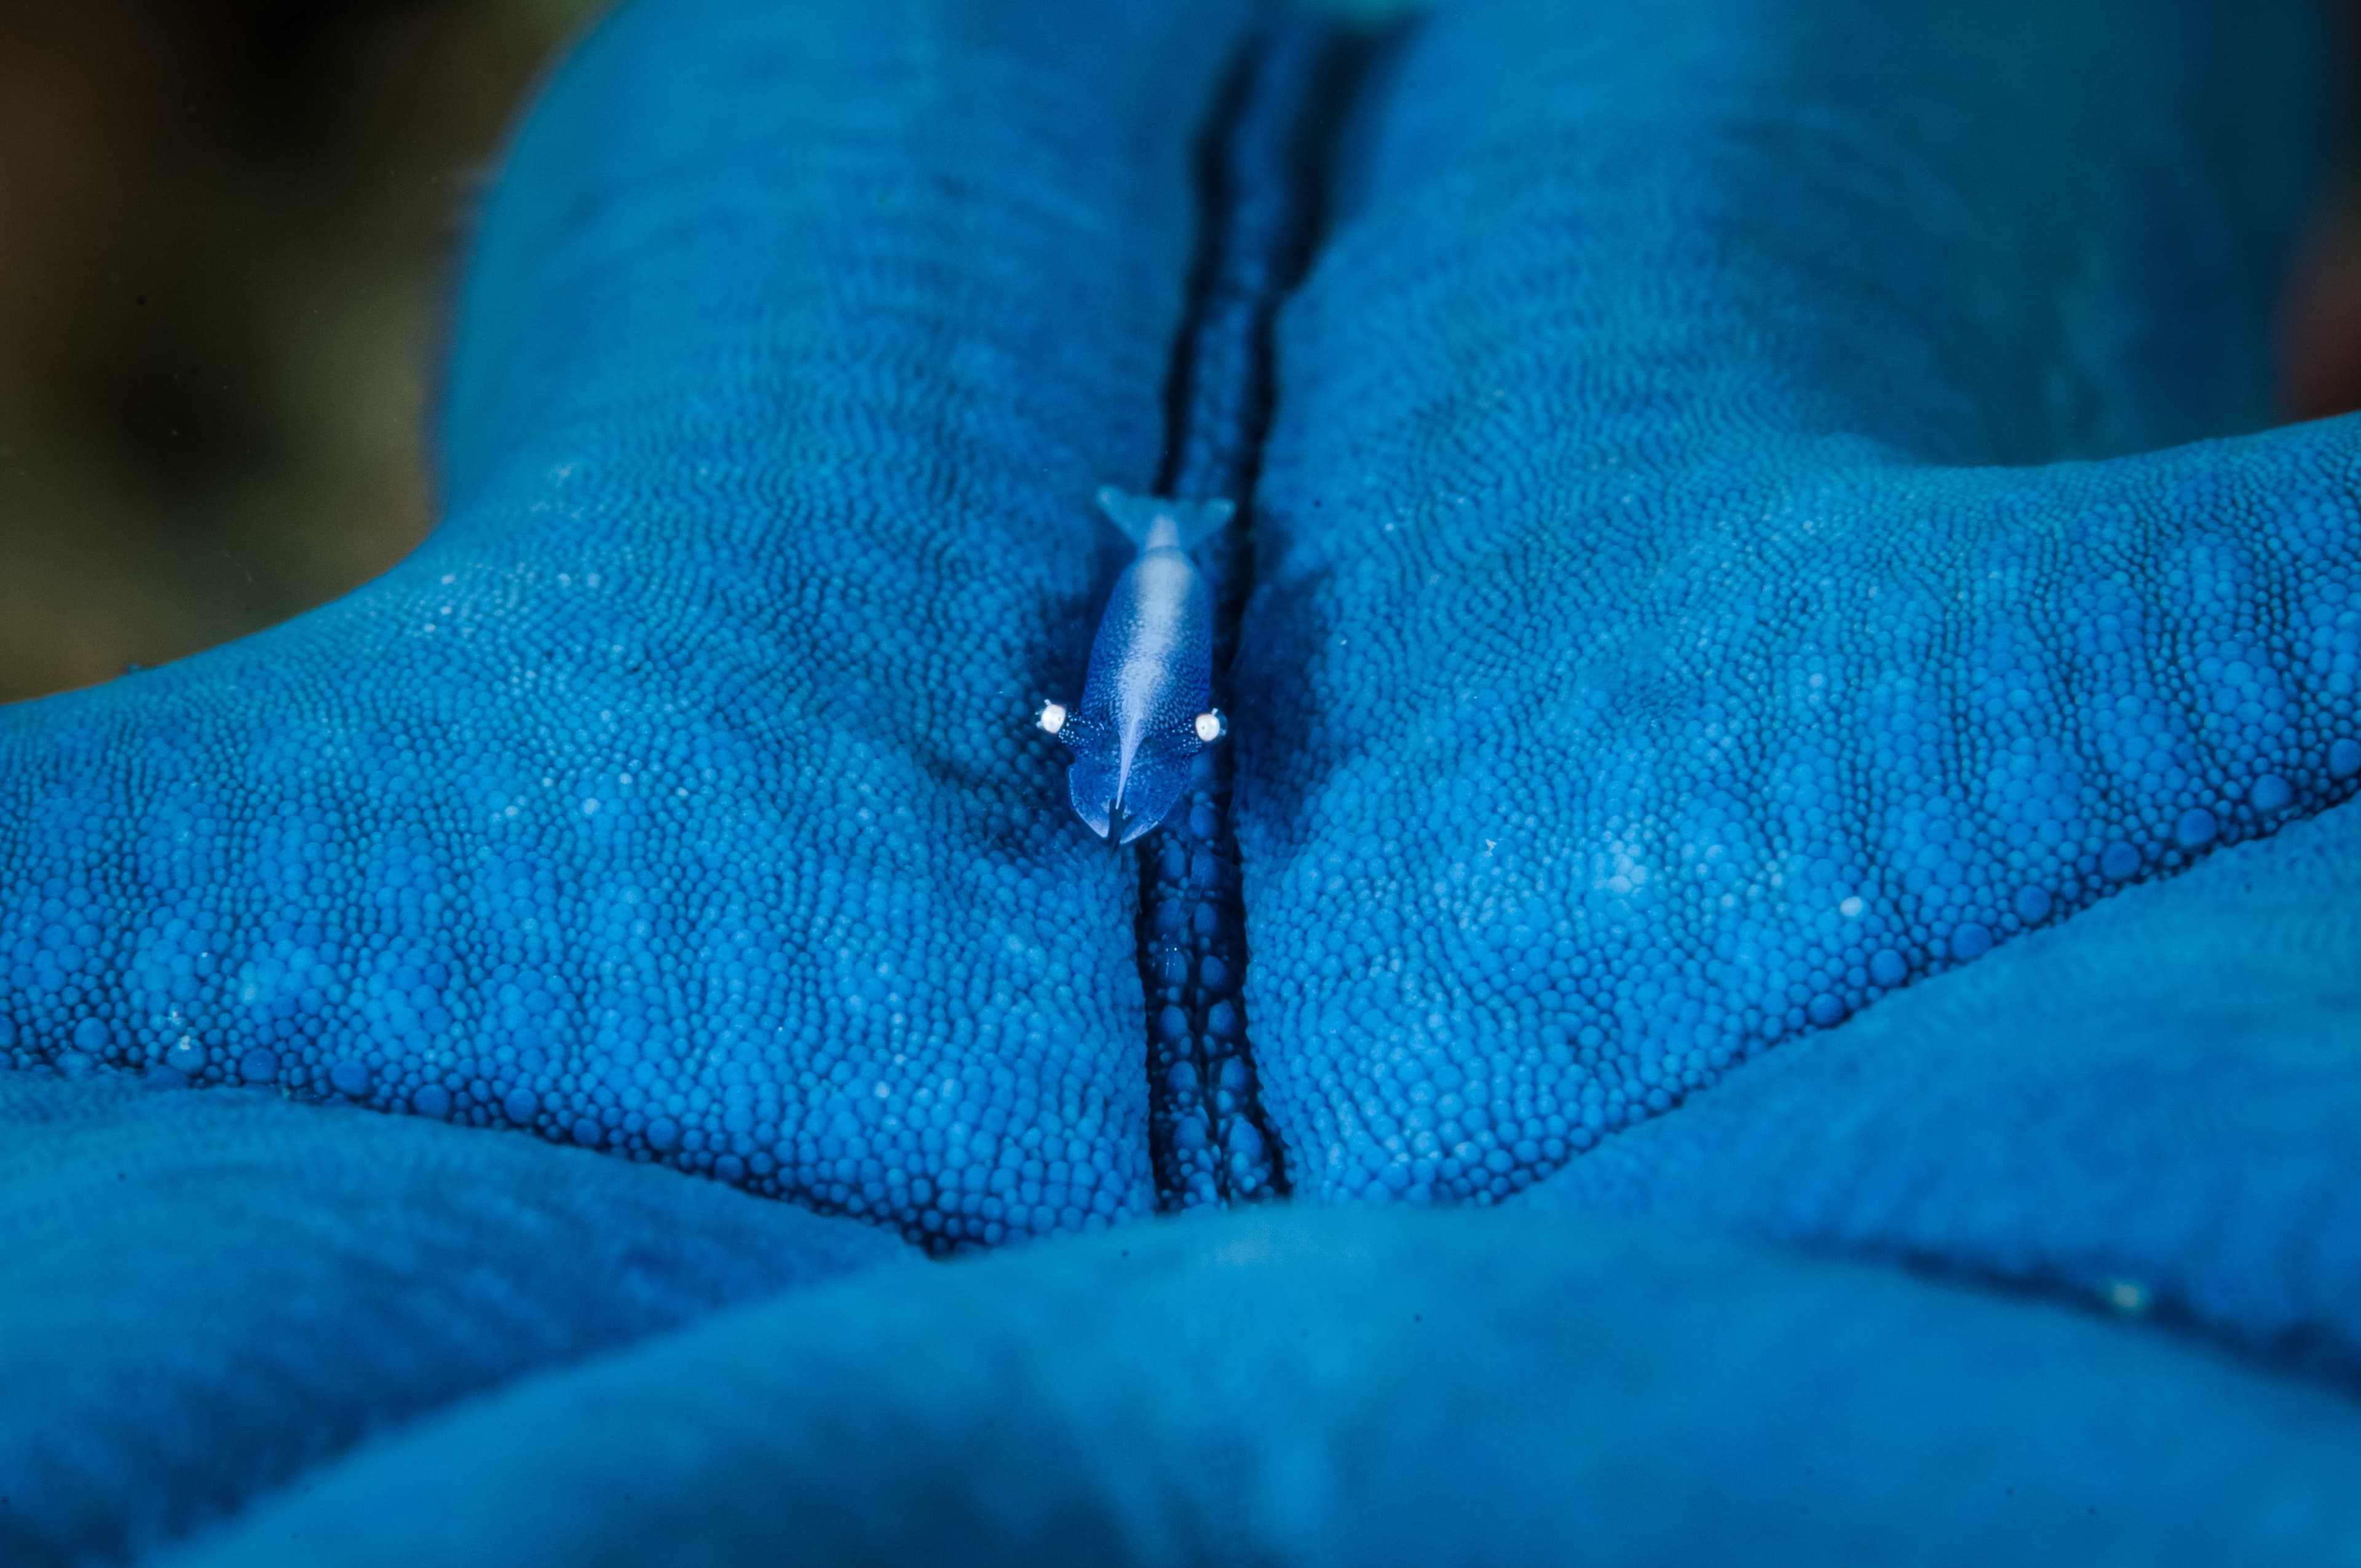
(0, 1072, 916, 1564)
(166, 1205, 2361, 1565)
(1236, 0, 2361, 1210)
(1524, 780, 2361, 1377)
(0, 0, 1268, 1250)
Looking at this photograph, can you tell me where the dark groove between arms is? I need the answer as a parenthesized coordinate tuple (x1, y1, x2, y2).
(1135, 14, 1362, 1211)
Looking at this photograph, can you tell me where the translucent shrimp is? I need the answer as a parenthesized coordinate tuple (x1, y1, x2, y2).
(1039, 486, 1232, 843)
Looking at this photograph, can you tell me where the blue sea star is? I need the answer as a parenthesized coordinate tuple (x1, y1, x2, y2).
(5, 0, 2361, 1559)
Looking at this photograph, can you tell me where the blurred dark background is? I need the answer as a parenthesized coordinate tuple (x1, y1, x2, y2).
(1, 0, 2360, 704)
(0, 0, 599, 703)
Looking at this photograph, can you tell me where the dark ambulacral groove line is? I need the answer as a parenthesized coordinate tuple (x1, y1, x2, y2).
(1136, 14, 1356, 1211)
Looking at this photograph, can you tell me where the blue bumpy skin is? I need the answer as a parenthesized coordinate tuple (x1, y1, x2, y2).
(1236, 0, 2361, 1205)
(0, 0, 1270, 1250)
(11, 0, 2361, 1558)
(1523, 763, 2361, 1374)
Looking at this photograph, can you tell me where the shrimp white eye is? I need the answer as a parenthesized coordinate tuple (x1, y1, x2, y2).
(1038, 701, 1068, 736)
(1193, 709, 1226, 744)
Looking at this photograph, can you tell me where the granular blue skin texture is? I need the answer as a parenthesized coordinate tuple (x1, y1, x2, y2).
(1525, 782, 2361, 1379)
(0, 0, 1272, 1250)
(6, 0, 2361, 1560)
(1237, 0, 2361, 1205)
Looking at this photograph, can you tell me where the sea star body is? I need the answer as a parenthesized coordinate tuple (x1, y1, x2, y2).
(3, 0, 2360, 1559)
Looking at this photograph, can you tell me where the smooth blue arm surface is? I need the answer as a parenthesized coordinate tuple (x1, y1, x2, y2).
(166, 1207, 2361, 1566)
(3, 0, 2361, 1559)
(0, 1073, 917, 1564)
